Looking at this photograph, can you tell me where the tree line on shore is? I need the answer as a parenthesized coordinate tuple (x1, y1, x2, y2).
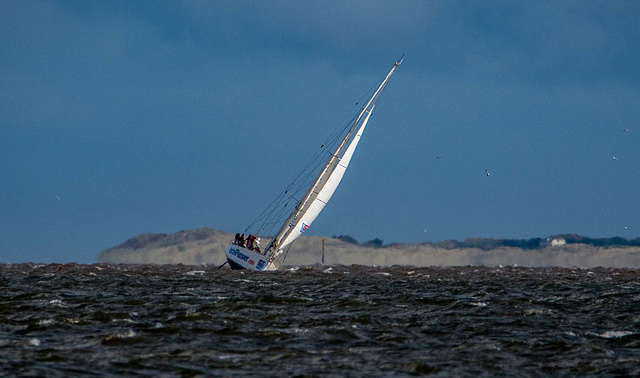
(332, 234, 640, 250)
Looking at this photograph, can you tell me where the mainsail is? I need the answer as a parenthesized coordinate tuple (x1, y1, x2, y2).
(263, 58, 403, 263)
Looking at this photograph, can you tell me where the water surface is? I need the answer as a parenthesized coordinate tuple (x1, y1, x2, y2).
(1, 264, 639, 376)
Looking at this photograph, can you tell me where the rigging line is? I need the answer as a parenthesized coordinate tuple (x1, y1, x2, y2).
(251, 194, 296, 235)
(278, 72, 389, 214)
(371, 80, 392, 106)
(242, 75, 378, 237)
(279, 148, 326, 192)
(271, 140, 329, 196)
(351, 66, 396, 116)
(325, 119, 352, 145)
(276, 109, 356, 205)
(286, 156, 328, 198)
(244, 191, 288, 231)
(283, 191, 303, 206)
(256, 202, 291, 233)
(331, 110, 360, 139)
(280, 243, 294, 264)
(352, 70, 389, 112)
(256, 197, 296, 233)
(244, 147, 327, 233)
(266, 208, 290, 230)
(320, 139, 347, 159)
(319, 103, 360, 148)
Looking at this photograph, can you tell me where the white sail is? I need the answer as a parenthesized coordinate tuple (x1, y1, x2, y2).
(264, 58, 402, 261)
(276, 108, 374, 252)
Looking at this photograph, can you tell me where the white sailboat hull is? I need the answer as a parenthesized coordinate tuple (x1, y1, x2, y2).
(224, 244, 277, 271)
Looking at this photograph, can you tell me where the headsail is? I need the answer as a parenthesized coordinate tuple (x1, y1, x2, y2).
(263, 58, 403, 262)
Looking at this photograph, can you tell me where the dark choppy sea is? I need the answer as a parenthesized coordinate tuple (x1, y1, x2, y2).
(1, 264, 639, 377)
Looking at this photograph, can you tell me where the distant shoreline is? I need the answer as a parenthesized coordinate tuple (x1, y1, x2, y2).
(97, 228, 640, 269)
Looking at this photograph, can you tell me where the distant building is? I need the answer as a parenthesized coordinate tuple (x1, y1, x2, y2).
(540, 238, 566, 247)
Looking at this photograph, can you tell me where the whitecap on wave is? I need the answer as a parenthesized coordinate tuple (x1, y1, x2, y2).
(597, 330, 635, 339)
(185, 270, 205, 276)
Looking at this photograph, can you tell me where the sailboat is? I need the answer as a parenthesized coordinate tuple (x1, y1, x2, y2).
(224, 57, 403, 271)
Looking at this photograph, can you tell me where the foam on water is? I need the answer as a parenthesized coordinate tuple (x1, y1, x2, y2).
(598, 331, 636, 339)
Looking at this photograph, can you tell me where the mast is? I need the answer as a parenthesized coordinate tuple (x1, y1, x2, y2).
(264, 57, 403, 261)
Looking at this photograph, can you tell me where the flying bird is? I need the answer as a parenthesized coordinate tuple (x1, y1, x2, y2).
(623, 128, 630, 132)
(485, 169, 490, 176)
(612, 154, 617, 160)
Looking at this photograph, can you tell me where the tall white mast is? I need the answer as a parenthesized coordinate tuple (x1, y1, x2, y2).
(264, 57, 403, 262)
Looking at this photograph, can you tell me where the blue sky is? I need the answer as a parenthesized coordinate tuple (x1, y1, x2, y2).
(1, 1, 639, 263)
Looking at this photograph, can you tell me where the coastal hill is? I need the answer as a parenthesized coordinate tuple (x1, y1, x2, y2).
(97, 228, 640, 268)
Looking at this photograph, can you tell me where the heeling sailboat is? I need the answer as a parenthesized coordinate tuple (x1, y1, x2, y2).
(224, 57, 403, 271)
